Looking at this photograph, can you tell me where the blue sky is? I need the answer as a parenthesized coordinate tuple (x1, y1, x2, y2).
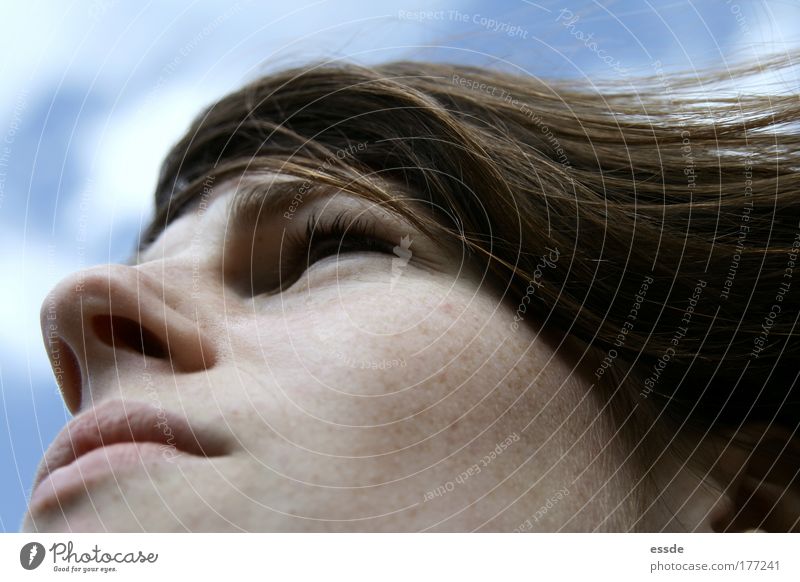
(1, 0, 797, 531)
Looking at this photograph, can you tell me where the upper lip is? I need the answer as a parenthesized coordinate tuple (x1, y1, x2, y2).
(31, 400, 229, 493)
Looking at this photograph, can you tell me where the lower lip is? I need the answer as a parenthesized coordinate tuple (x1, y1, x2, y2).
(29, 442, 184, 513)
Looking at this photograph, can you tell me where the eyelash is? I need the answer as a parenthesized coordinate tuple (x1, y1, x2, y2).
(281, 210, 395, 281)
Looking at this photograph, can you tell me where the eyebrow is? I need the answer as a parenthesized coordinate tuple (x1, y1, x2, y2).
(228, 177, 341, 231)
(131, 177, 379, 264)
(228, 176, 437, 235)
(132, 174, 437, 266)
(129, 177, 317, 265)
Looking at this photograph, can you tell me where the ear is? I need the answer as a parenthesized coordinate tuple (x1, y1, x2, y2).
(709, 425, 800, 533)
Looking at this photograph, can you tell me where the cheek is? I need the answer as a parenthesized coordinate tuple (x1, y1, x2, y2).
(203, 275, 626, 529)
(226, 273, 562, 458)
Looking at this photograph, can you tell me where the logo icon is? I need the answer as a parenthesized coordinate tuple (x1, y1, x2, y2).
(390, 234, 413, 291)
(20, 542, 46, 570)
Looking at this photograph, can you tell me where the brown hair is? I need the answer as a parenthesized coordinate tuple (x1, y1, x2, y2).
(144, 58, 800, 487)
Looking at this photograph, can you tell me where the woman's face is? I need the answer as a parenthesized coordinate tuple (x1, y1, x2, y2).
(23, 179, 641, 532)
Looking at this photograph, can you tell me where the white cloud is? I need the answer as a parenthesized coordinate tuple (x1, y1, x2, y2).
(70, 85, 212, 247)
(0, 234, 80, 380)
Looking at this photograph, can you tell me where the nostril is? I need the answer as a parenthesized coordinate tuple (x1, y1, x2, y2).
(91, 315, 168, 359)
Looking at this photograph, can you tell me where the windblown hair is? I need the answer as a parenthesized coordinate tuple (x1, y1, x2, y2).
(145, 58, 800, 471)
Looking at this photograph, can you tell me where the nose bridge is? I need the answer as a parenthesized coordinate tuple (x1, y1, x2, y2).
(41, 262, 218, 414)
(135, 243, 219, 310)
(133, 256, 194, 312)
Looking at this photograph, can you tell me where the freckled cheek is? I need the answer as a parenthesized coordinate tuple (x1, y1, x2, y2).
(229, 307, 517, 445)
(298, 288, 484, 377)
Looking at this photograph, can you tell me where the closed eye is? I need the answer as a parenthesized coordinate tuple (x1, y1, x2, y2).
(259, 210, 398, 294)
(297, 210, 396, 266)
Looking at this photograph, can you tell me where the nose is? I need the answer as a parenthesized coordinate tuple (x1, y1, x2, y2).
(40, 263, 217, 414)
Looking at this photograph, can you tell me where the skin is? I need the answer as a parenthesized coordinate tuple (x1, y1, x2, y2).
(22, 180, 717, 532)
